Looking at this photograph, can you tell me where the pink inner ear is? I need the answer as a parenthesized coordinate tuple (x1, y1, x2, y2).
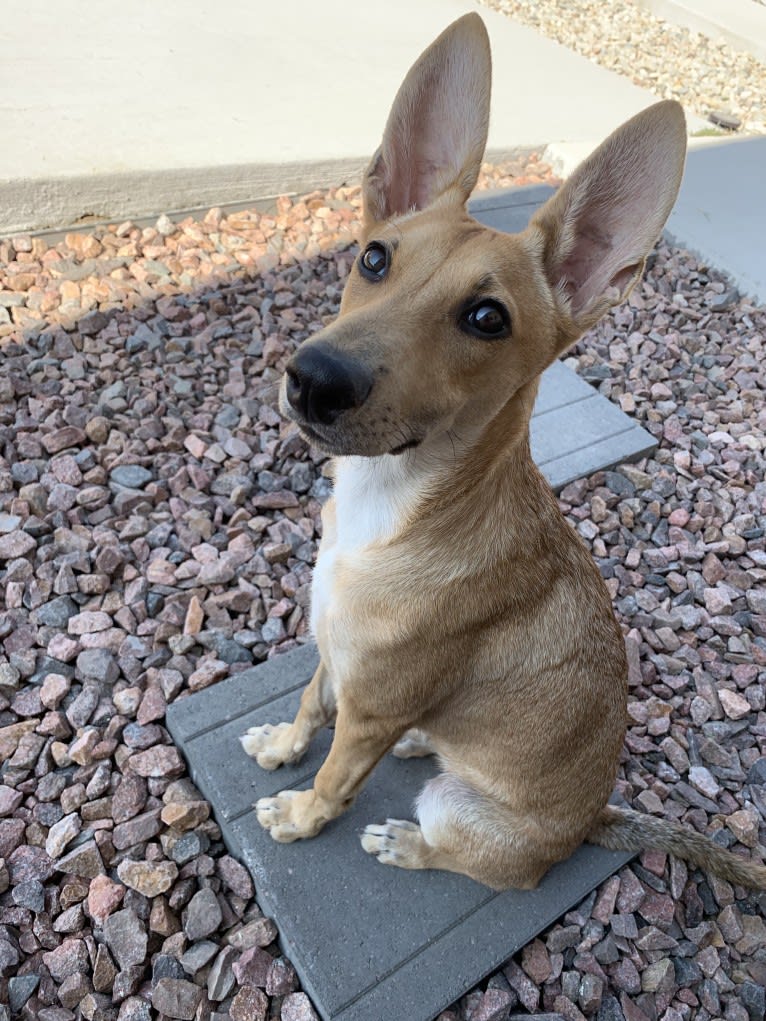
(535, 101, 687, 321)
(380, 78, 477, 217)
(386, 139, 451, 217)
(364, 16, 492, 222)
(557, 211, 644, 314)
(558, 226, 612, 298)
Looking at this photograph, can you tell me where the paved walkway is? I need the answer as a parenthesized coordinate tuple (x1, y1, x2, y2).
(2, 0, 689, 233)
(668, 137, 766, 305)
(1, 0, 764, 304)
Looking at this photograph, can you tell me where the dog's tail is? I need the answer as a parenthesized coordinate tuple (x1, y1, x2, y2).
(588, 805, 766, 890)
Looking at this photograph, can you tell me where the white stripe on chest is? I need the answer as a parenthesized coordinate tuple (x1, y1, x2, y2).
(309, 452, 434, 635)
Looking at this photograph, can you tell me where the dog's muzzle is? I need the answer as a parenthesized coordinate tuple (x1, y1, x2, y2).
(285, 343, 373, 426)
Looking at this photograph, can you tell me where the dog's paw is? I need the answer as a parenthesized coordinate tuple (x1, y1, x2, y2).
(256, 788, 327, 842)
(361, 819, 429, 868)
(240, 722, 307, 770)
(391, 729, 435, 759)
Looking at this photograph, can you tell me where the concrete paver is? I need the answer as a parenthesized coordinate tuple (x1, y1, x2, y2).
(166, 643, 633, 1021)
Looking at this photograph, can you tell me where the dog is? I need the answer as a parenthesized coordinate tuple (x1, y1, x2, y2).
(241, 13, 766, 891)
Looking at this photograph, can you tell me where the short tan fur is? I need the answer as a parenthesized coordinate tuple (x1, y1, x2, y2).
(241, 14, 766, 891)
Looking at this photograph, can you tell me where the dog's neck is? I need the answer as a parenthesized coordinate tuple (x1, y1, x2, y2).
(333, 434, 465, 552)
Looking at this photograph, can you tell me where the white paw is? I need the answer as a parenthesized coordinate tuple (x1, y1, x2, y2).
(361, 819, 422, 866)
(240, 722, 306, 770)
(255, 790, 303, 842)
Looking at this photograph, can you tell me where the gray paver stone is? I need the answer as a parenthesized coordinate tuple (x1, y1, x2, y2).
(167, 643, 633, 1021)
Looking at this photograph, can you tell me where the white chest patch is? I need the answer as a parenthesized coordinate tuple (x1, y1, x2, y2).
(309, 454, 429, 636)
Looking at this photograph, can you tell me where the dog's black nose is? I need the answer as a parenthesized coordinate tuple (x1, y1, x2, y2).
(285, 344, 373, 425)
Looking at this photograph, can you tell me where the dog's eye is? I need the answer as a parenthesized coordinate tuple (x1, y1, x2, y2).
(460, 300, 510, 339)
(359, 242, 389, 280)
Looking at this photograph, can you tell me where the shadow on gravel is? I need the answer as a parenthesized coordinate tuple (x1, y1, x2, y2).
(0, 201, 363, 689)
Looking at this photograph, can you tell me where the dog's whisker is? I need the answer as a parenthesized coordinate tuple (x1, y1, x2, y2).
(446, 429, 458, 467)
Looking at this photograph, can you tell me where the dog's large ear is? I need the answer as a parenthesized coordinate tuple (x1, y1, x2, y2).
(528, 100, 687, 337)
(363, 13, 491, 226)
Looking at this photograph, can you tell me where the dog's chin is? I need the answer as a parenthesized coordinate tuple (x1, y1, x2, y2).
(293, 421, 421, 458)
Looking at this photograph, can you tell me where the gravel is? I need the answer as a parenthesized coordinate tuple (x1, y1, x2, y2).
(481, 0, 766, 135)
(1, 149, 766, 1020)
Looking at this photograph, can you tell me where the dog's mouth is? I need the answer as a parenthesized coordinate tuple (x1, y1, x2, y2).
(388, 437, 421, 456)
(292, 418, 421, 458)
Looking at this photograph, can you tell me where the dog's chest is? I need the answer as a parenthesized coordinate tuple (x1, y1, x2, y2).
(309, 457, 422, 637)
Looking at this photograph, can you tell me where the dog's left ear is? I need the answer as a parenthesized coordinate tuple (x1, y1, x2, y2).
(363, 13, 491, 227)
(528, 100, 687, 338)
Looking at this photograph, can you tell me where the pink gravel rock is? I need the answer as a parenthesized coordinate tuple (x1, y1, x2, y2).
(56, 839, 105, 878)
(184, 434, 207, 459)
(68, 610, 112, 635)
(40, 672, 72, 708)
(216, 855, 254, 900)
(471, 989, 516, 1020)
(88, 874, 126, 922)
(43, 938, 89, 981)
(522, 939, 553, 984)
(160, 800, 209, 830)
(232, 946, 273, 987)
(45, 812, 82, 858)
(128, 746, 185, 778)
(8, 844, 54, 883)
(42, 426, 87, 453)
(117, 858, 178, 896)
(0, 529, 36, 559)
(0, 818, 26, 857)
(188, 658, 229, 691)
(281, 992, 320, 1021)
(0, 785, 23, 816)
(231, 986, 269, 1021)
(719, 688, 751, 720)
(0, 720, 36, 760)
(152, 978, 201, 1020)
(227, 916, 278, 950)
(726, 808, 761, 847)
(703, 586, 733, 615)
(266, 956, 299, 996)
(112, 808, 162, 849)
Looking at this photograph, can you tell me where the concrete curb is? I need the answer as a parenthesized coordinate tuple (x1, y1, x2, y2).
(635, 0, 766, 65)
(0, 160, 360, 240)
(0, 148, 526, 239)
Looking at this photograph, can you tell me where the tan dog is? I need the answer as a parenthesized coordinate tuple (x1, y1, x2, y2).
(241, 14, 766, 891)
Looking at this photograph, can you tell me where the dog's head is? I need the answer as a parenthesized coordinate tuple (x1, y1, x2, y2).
(280, 14, 686, 458)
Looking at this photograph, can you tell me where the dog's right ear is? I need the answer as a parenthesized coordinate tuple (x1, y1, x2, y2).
(363, 13, 491, 228)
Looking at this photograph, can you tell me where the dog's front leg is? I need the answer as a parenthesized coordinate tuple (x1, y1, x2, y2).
(241, 661, 335, 769)
(256, 706, 401, 842)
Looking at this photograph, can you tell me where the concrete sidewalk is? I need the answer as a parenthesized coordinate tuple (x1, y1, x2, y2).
(667, 137, 766, 305)
(2, 0, 763, 306)
(2, 0, 690, 234)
